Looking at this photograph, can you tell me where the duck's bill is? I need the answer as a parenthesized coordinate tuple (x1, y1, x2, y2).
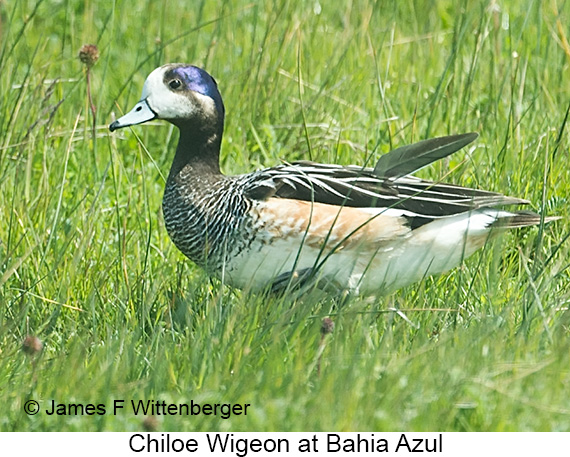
(109, 99, 156, 131)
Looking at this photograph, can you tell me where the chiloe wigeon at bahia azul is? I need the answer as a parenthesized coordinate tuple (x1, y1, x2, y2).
(109, 64, 557, 295)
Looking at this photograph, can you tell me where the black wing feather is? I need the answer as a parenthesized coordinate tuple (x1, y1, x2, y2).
(373, 132, 479, 178)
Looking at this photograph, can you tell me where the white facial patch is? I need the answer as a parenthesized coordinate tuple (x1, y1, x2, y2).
(140, 66, 216, 120)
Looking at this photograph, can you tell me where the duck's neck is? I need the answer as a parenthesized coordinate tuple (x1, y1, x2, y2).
(169, 119, 223, 179)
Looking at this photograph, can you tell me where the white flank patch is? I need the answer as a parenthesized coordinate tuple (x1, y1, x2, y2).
(224, 206, 510, 295)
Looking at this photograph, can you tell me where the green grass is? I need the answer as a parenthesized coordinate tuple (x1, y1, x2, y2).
(1, 0, 569, 432)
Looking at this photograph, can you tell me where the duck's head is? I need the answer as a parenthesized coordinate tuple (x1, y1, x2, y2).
(109, 64, 224, 132)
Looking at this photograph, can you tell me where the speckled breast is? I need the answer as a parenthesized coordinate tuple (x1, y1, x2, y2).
(161, 172, 258, 274)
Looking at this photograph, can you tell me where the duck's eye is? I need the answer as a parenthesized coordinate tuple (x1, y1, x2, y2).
(169, 79, 182, 90)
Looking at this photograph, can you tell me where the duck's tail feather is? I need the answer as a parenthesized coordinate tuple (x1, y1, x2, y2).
(490, 210, 561, 229)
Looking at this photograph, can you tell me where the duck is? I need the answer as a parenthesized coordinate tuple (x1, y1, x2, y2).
(109, 63, 556, 295)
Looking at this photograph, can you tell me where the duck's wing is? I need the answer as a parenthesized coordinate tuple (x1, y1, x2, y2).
(243, 133, 529, 222)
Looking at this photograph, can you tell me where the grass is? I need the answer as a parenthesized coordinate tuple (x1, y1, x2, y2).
(1, 0, 569, 432)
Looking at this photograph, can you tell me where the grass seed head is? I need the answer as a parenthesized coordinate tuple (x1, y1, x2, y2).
(142, 415, 159, 432)
(321, 317, 335, 335)
(78, 44, 99, 68)
(22, 335, 43, 356)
